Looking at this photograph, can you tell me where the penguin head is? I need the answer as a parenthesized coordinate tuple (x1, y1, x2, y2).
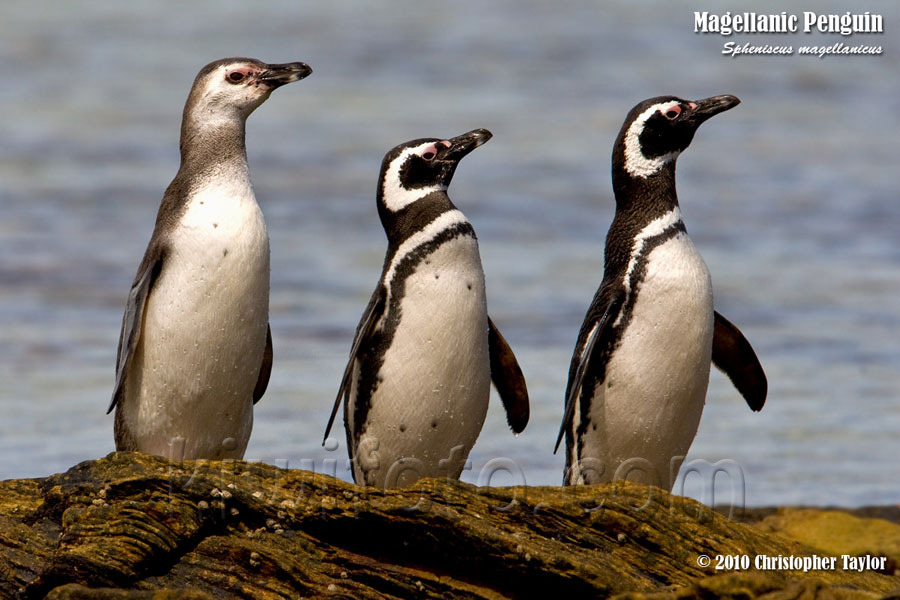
(185, 57, 312, 121)
(613, 95, 740, 179)
(378, 129, 492, 213)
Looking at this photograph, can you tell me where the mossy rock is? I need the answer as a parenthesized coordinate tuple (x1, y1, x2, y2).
(757, 508, 900, 573)
(1, 453, 897, 599)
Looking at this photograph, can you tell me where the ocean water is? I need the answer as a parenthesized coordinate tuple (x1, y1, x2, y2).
(1, 0, 897, 507)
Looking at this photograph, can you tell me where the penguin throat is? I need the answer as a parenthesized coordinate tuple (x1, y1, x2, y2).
(179, 109, 249, 176)
(612, 160, 679, 216)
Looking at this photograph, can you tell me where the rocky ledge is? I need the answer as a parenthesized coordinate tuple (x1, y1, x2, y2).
(1, 453, 897, 599)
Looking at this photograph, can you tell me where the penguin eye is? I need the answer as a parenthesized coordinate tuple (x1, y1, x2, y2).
(227, 71, 246, 84)
(663, 106, 682, 120)
(422, 151, 436, 161)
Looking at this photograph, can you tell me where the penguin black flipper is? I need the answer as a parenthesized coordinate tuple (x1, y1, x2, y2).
(554, 288, 623, 454)
(323, 286, 386, 444)
(487, 317, 529, 434)
(252, 324, 273, 405)
(712, 311, 767, 412)
(107, 244, 166, 414)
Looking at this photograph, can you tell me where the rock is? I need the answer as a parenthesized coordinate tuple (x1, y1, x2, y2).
(612, 572, 886, 600)
(755, 508, 900, 574)
(44, 585, 214, 599)
(1, 453, 897, 599)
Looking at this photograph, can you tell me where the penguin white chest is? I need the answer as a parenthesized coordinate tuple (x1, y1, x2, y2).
(354, 234, 491, 487)
(587, 232, 714, 486)
(165, 181, 271, 324)
(613, 232, 713, 386)
(385, 235, 489, 396)
(128, 179, 270, 459)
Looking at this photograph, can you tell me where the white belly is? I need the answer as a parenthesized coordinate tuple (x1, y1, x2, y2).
(578, 233, 713, 488)
(352, 236, 491, 488)
(123, 183, 270, 460)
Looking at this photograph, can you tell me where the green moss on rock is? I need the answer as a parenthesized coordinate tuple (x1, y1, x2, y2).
(0, 453, 897, 599)
(757, 508, 900, 573)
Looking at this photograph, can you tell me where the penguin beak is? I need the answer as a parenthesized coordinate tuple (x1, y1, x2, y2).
(687, 95, 740, 126)
(258, 62, 313, 88)
(441, 128, 493, 161)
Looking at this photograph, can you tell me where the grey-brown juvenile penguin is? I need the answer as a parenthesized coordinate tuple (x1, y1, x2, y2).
(108, 58, 312, 460)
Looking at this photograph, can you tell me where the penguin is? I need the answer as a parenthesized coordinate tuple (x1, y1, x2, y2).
(323, 129, 529, 489)
(555, 95, 767, 488)
(108, 58, 312, 461)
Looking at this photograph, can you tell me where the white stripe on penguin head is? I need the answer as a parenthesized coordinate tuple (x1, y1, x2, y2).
(623, 101, 681, 178)
(381, 141, 448, 212)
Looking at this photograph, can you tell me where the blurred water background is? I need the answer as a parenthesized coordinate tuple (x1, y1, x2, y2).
(1, 0, 897, 507)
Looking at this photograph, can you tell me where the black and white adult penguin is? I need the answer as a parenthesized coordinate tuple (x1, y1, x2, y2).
(108, 58, 312, 460)
(324, 129, 529, 488)
(555, 95, 767, 488)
